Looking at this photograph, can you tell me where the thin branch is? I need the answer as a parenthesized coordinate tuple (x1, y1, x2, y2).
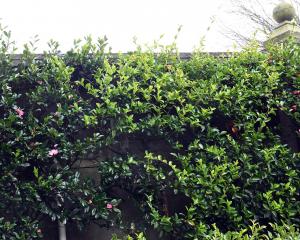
(222, 0, 300, 47)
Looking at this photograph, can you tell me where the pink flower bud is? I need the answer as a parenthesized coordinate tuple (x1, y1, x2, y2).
(290, 105, 297, 112)
(48, 149, 59, 157)
(292, 90, 300, 95)
(106, 203, 113, 209)
(15, 108, 24, 118)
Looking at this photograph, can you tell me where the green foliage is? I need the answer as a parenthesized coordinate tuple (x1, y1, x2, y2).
(204, 221, 300, 240)
(0, 23, 299, 239)
(0, 27, 117, 239)
(112, 232, 147, 240)
(90, 40, 300, 239)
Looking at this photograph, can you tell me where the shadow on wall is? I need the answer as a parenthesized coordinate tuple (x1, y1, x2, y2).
(43, 137, 175, 240)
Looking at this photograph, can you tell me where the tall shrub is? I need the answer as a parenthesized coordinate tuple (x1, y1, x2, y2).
(0, 28, 118, 239)
(0, 24, 299, 239)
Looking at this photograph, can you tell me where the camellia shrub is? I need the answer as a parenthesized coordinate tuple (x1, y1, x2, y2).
(0, 23, 299, 239)
(84, 40, 300, 239)
(0, 28, 119, 239)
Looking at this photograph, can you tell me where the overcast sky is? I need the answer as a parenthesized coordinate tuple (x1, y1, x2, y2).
(0, 0, 276, 53)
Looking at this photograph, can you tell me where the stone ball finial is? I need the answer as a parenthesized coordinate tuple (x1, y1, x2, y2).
(273, 2, 296, 23)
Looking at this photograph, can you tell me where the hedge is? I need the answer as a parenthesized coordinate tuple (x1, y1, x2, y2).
(0, 24, 299, 239)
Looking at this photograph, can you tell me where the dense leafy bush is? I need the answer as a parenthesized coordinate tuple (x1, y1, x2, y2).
(0, 23, 299, 239)
(0, 28, 119, 239)
(113, 222, 300, 240)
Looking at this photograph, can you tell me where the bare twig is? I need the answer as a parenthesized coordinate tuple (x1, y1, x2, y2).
(221, 0, 300, 47)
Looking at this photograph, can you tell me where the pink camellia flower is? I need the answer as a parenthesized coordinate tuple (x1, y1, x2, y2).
(290, 105, 297, 112)
(48, 149, 59, 157)
(15, 108, 24, 118)
(106, 203, 113, 209)
(292, 90, 300, 95)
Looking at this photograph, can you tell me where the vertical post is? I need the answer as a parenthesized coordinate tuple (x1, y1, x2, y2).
(264, 2, 300, 46)
(264, 2, 300, 152)
(58, 221, 67, 240)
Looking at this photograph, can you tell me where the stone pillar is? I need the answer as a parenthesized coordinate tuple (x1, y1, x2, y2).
(264, 2, 300, 153)
(264, 2, 300, 46)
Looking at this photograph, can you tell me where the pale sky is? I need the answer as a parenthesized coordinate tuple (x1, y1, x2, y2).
(0, 0, 275, 53)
